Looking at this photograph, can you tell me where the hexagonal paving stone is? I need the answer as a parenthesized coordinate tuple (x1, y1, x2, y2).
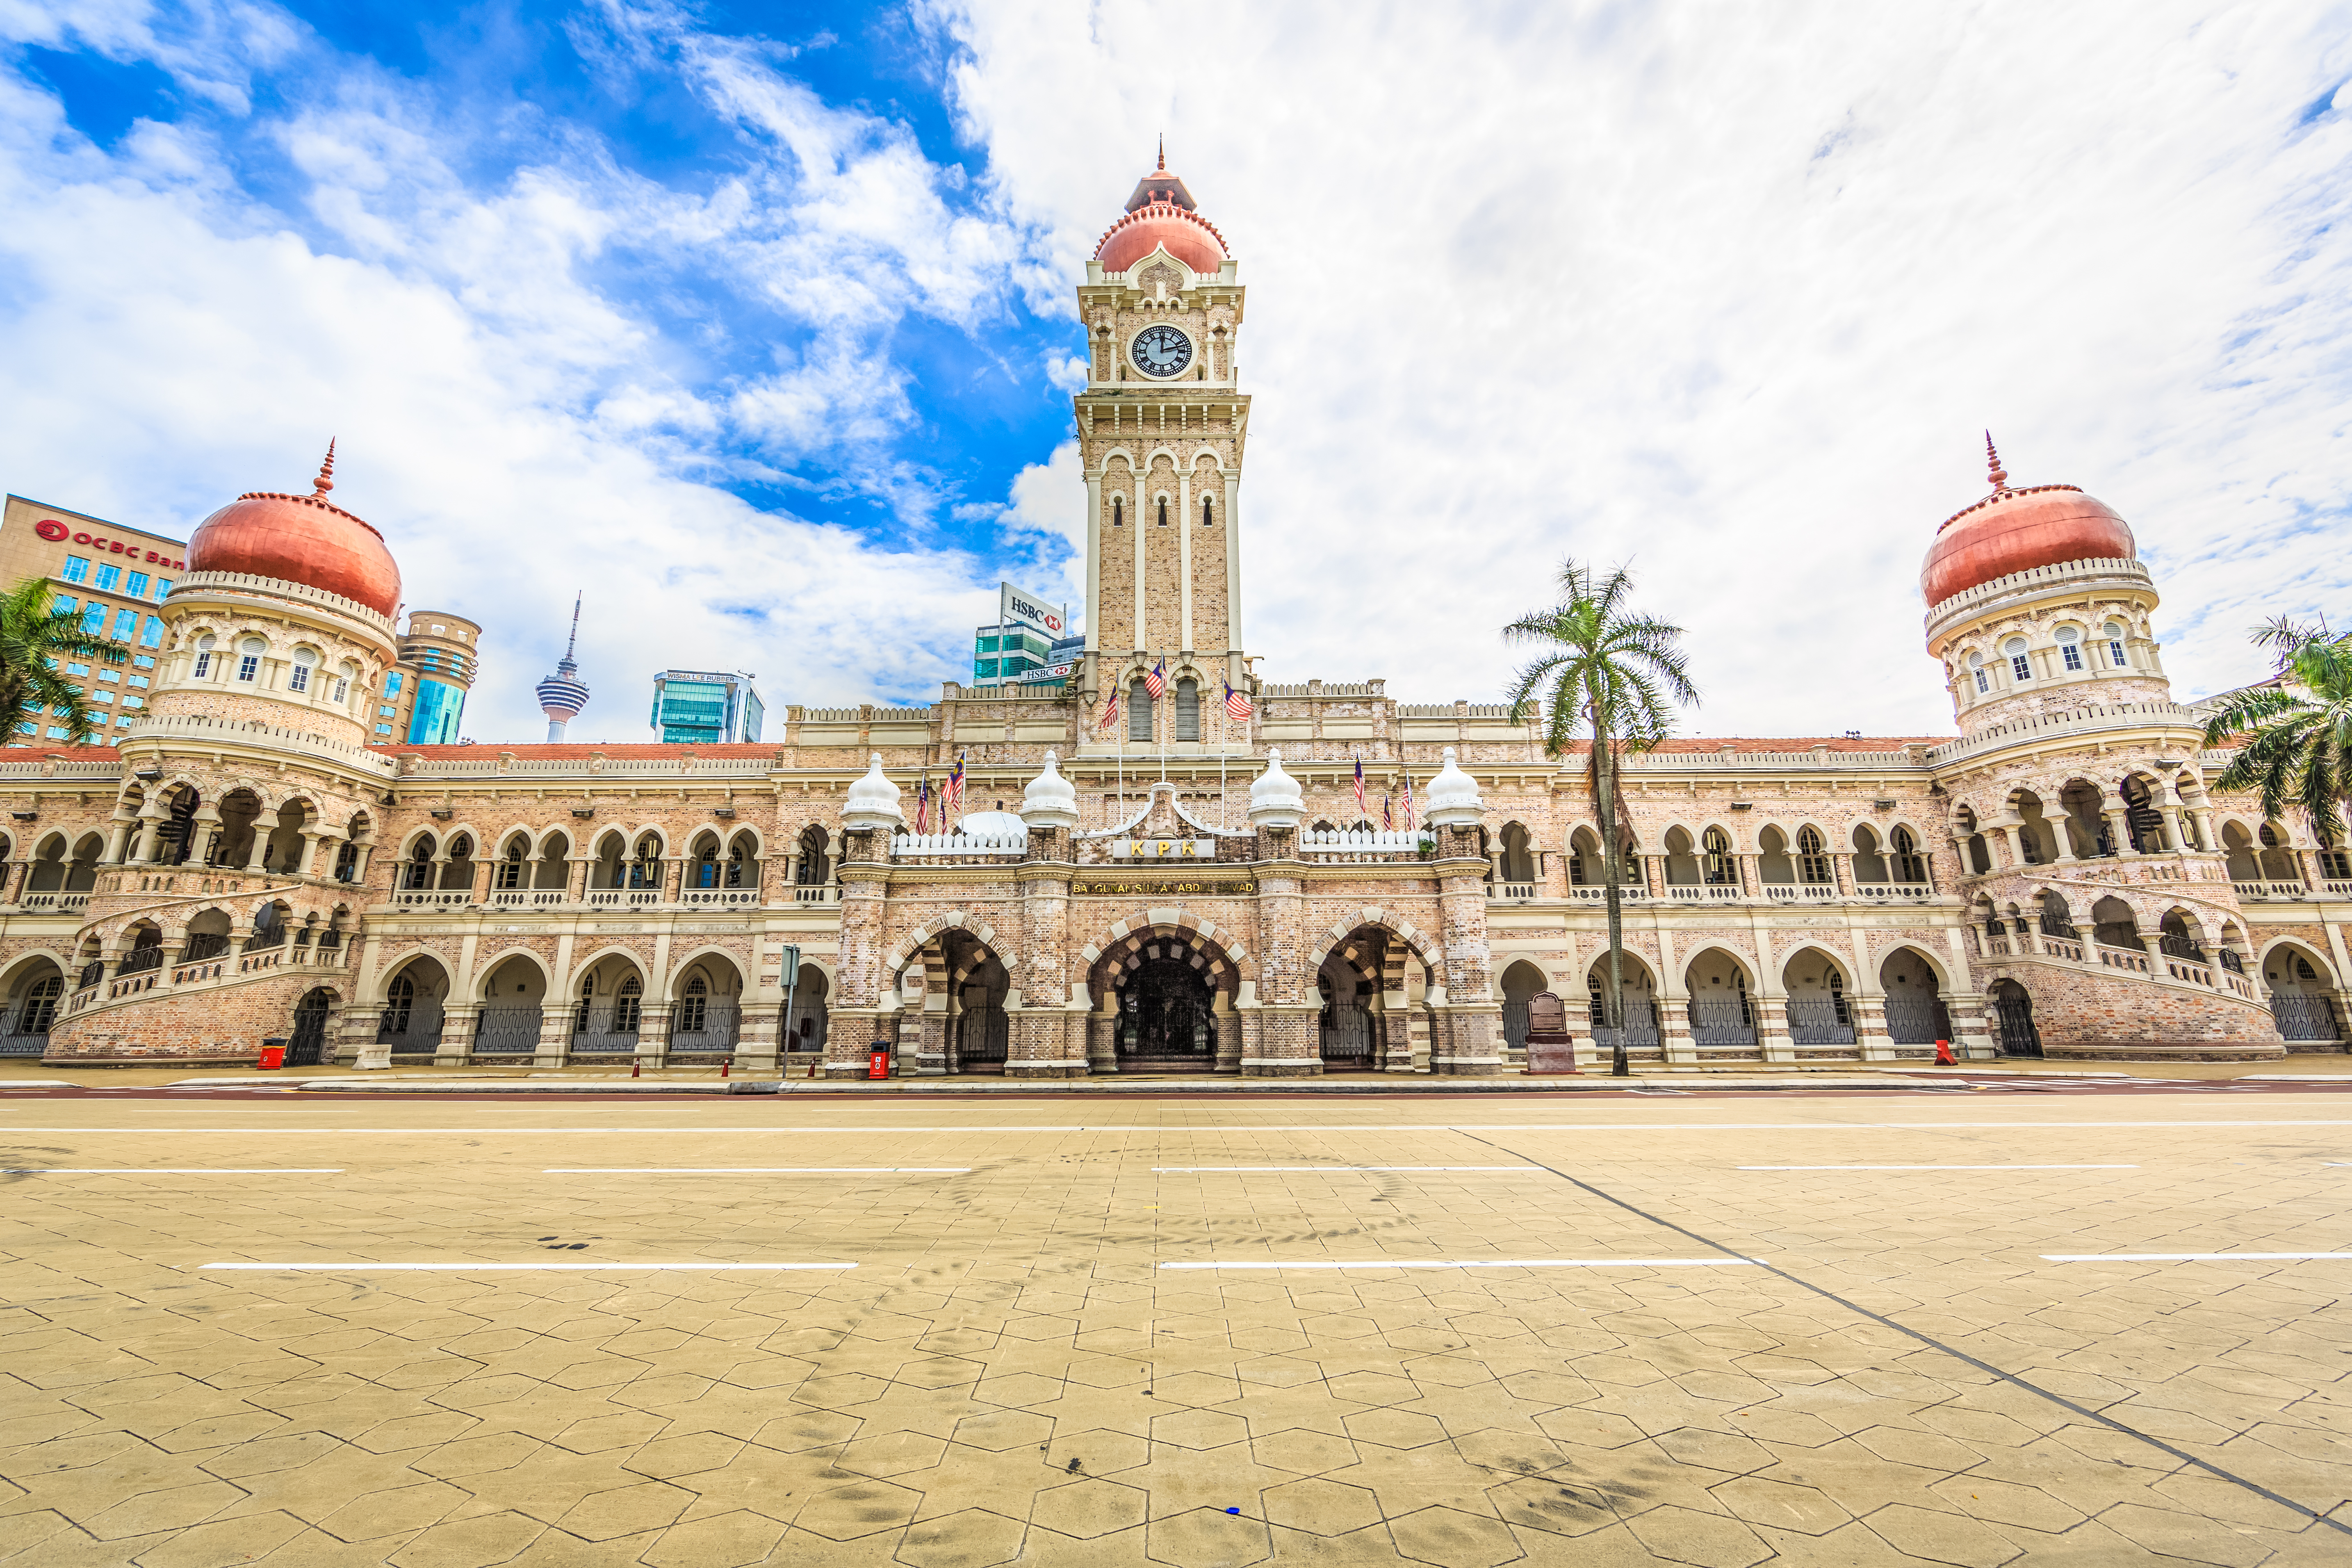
(1386, 1505, 1526, 1568)
(796, 1374, 895, 1411)
(1030, 1478, 1149, 1539)
(625, 1432, 744, 1479)
(1147, 1505, 1272, 1568)
(753, 1408, 861, 1452)
(1151, 1409, 1251, 1451)
(1150, 1372, 1242, 1408)
(131, 1508, 312, 1568)
(1065, 1358, 1151, 1390)
(793, 1479, 924, 1542)
(1262, 1478, 1383, 1537)
(553, 1480, 693, 1543)
(1250, 1429, 1359, 1476)
(385, 1510, 546, 1568)
(1623, 1504, 1773, 1568)
(1709, 1476, 1852, 1536)
(951, 1410, 1053, 1453)
(972, 1372, 1064, 1408)
(1342, 1409, 1448, 1449)
(1652, 1428, 1775, 1477)
(2090, 1504, 2270, 1568)
(1487, 1476, 1620, 1538)
(1926, 1477, 2086, 1534)
(1045, 1429, 1150, 1478)
(1860, 1504, 2023, 1568)
(894, 1507, 1028, 1568)
(895, 1357, 987, 1391)
(834, 1431, 949, 1479)
(1326, 1373, 1420, 1408)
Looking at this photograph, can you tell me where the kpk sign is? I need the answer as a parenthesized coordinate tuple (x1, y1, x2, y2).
(1000, 582, 1064, 636)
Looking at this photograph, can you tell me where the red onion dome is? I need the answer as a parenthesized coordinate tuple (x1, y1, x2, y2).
(1921, 436, 2135, 609)
(1094, 157, 1228, 275)
(185, 442, 402, 618)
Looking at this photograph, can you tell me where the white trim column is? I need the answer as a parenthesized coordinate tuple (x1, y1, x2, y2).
(1132, 474, 1147, 653)
(1178, 467, 1194, 654)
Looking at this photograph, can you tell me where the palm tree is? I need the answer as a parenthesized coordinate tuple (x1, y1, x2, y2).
(0, 577, 128, 746)
(2202, 616, 2352, 855)
(1505, 561, 1698, 1076)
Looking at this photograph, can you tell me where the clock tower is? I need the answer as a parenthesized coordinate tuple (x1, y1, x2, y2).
(1075, 152, 1250, 728)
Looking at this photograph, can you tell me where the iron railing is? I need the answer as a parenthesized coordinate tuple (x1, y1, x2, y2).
(1687, 995, 1756, 1048)
(1588, 999, 1660, 1048)
(182, 932, 230, 962)
(117, 946, 166, 976)
(472, 1006, 545, 1054)
(666, 1000, 741, 1053)
(2272, 994, 2343, 1042)
(1885, 996, 1953, 1046)
(1784, 998, 1854, 1046)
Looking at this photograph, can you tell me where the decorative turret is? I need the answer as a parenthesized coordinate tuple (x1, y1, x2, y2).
(536, 593, 590, 742)
(1020, 750, 1080, 829)
(1247, 749, 1304, 828)
(1422, 748, 1484, 827)
(841, 755, 905, 832)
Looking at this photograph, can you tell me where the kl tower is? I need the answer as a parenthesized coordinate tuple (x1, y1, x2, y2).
(535, 592, 590, 741)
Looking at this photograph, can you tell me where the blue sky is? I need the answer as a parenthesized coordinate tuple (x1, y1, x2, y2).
(0, 2, 2347, 741)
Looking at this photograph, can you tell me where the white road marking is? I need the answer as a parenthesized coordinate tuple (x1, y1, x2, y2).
(1153, 1166, 1538, 1172)
(544, 1167, 970, 1174)
(1, 1168, 342, 1174)
(1160, 1258, 1757, 1270)
(2042, 1251, 2352, 1262)
(201, 1261, 855, 1272)
(9, 1120, 2352, 1135)
(1740, 1164, 2136, 1171)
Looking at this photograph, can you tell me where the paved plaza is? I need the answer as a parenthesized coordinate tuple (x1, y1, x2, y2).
(5, 1080, 2352, 1565)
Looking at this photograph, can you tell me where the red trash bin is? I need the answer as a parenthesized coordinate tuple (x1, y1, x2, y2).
(868, 1047, 891, 1080)
(257, 1039, 287, 1070)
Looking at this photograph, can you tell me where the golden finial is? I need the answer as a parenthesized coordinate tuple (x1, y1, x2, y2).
(1984, 430, 2007, 492)
(312, 438, 337, 496)
(1157, 134, 1165, 172)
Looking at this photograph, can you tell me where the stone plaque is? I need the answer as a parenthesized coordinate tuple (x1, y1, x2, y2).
(1072, 878, 1258, 897)
(1523, 990, 1577, 1073)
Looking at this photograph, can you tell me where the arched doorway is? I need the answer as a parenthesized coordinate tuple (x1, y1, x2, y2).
(572, 955, 646, 1053)
(671, 955, 745, 1055)
(0, 960, 64, 1054)
(1780, 948, 1853, 1046)
(2264, 944, 2343, 1044)
(1102, 941, 1221, 1072)
(476, 955, 547, 1054)
(1498, 960, 1547, 1053)
(287, 988, 337, 1067)
(1880, 948, 1953, 1046)
(1317, 950, 1375, 1069)
(1587, 953, 1660, 1052)
(1684, 948, 1756, 1048)
(786, 964, 829, 1055)
(1990, 979, 2040, 1057)
(377, 956, 449, 1051)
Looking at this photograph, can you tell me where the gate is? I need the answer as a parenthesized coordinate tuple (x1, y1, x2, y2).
(1885, 996, 1954, 1046)
(474, 1006, 545, 1054)
(1993, 987, 2042, 1057)
(287, 989, 334, 1066)
(957, 1006, 1009, 1071)
(1687, 994, 1756, 1048)
(1320, 1001, 1374, 1069)
(2271, 993, 2342, 1042)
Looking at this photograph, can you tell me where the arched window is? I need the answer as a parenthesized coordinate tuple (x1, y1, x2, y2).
(1891, 826, 1926, 883)
(1967, 652, 1987, 694)
(1128, 678, 1153, 743)
(1111, 497, 1123, 527)
(628, 836, 662, 890)
(574, 973, 595, 1033)
(725, 841, 749, 889)
(2003, 637, 2031, 683)
(235, 636, 265, 683)
(616, 975, 643, 1032)
(19, 974, 60, 1035)
(1157, 497, 1169, 527)
(333, 662, 355, 704)
(192, 634, 216, 679)
(2055, 625, 2083, 672)
(1201, 496, 1214, 526)
(2102, 621, 2128, 667)
(1828, 970, 1849, 1025)
(1174, 678, 1200, 742)
(384, 973, 415, 1034)
(679, 974, 707, 1033)
(693, 841, 720, 889)
(289, 647, 317, 693)
(402, 836, 435, 890)
(495, 837, 527, 891)
(334, 841, 359, 882)
(1701, 827, 1736, 885)
(1797, 827, 1832, 884)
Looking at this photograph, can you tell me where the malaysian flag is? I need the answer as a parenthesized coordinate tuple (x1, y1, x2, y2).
(1402, 770, 1415, 828)
(1224, 679, 1252, 722)
(1144, 657, 1167, 701)
(1383, 791, 1393, 830)
(1352, 756, 1367, 821)
(913, 771, 931, 834)
(1098, 686, 1121, 736)
(941, 754, 966, 823)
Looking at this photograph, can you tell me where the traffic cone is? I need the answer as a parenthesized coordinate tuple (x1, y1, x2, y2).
(721, 1057, 731, 1079)
(1933, 1039, 1957, 1066)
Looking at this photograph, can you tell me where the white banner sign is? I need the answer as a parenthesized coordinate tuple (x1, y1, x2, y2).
(1001, 582, 1065, 636)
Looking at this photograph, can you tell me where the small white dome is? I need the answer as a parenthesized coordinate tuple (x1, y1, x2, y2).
(1020, 750, 1080, 829)
(841, 754, 905, 831)
(1423, 746, 1484, 827)
(956, 811, 1028, 840)
(1247, 748, 1305, 828)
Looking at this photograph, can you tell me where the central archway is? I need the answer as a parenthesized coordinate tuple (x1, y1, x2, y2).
(1084, 919, 1244, 1075)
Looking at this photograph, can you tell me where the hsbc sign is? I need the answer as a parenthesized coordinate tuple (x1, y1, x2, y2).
(1000, 582, 1064, 635)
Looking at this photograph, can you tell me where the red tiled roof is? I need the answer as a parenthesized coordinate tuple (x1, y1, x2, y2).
(1556, 736, 1954, 754)
(378, 743, 780, 759)
(0, 744, 121, 759)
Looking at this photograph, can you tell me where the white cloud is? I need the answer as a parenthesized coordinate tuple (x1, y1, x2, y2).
(934, 0, 2352, 735)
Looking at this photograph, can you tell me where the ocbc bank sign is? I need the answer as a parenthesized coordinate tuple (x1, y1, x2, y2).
(34, 519, 185, 570)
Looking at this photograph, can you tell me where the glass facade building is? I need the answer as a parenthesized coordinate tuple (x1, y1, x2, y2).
(406, 677, 466, 745)
(651, 670, 763, 743)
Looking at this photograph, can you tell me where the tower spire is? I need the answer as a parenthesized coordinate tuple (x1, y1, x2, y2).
(563, 590, 582, 661)
(536, 590, 591, 743)
(1984, 430, 2008, 492)
(312, 438, 336, 496)
(1157, 134, 1164, 171)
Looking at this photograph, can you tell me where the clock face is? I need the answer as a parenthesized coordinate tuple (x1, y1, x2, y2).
(1130, 325, 1194, 378)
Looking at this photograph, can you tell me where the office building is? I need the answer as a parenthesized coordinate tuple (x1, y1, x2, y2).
(0, 495, 185, 739)
(651, 670, 762, 743)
